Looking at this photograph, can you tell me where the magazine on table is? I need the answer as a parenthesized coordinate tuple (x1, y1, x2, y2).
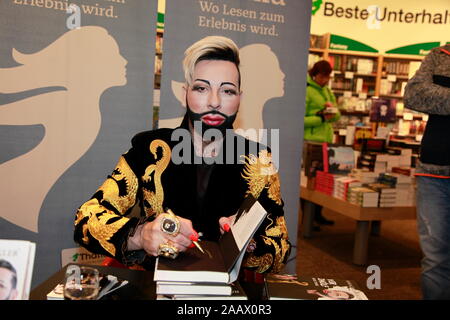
(0, 239, 36, 300)
(265, 274, 368, 300)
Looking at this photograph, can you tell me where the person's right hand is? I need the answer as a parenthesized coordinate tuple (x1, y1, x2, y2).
(139, 213, 198, 256)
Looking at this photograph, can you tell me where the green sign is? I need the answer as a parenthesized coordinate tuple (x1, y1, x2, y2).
(329, 34, 378, 53)
(311, 0, 323, 16)
(157, 12, 164, 30)
(386, 42, 440, 56)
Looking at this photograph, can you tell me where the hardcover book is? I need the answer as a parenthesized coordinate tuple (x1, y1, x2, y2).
(154, 195, 267, 284)
(369, 98, 397, 123)
(0, 239, 36, 300)
(157, 282, 247, 300)
(322, 143, 356, 175)
(156, 281, 233, 296)
(265, 274, 368, 300)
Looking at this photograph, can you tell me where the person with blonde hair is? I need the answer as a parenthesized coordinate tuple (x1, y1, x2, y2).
(74, 36, 291, 275)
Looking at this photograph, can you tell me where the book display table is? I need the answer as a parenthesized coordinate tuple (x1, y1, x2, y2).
(300, 186, 416, 265)
(30, 264, 265, 300)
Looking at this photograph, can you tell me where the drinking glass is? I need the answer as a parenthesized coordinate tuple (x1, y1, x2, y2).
(63, 265, 100, 300)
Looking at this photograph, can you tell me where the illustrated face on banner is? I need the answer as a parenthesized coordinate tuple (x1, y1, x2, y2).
(0, 26, 128, 232)
(234, 43, 285, 134)
(166, 43, 285, 141)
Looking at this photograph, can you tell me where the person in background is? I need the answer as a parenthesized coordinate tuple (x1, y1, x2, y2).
(303, 60, 340, 228)
(404, 44, 450, 300)
(73, 36, 291, 275)
(0, 259, 18, 300)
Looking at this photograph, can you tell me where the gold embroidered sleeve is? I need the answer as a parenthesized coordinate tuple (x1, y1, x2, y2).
(241, 149, 291, 273)
(74, 156, 139, 258)
(242, 215, 291, 273)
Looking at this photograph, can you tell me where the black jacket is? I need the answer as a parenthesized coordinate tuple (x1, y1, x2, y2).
(74, 116, 291, 273)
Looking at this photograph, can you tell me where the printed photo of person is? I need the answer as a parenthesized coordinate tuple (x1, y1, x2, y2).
(0, 259, 18, 300)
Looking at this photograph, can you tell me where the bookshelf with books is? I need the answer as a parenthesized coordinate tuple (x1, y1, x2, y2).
(378, 54, 423, 99)
(329, 51, 378, 98)
(308, 33, 425, 99)
(308, 34, 329, 69)
(308, 34, 428, 145)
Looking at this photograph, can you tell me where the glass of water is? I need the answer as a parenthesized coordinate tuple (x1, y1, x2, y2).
(63, 265, 100, 300)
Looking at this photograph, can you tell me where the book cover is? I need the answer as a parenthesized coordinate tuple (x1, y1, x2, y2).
(265, 274, 368, 300)
(369, 98, 397, 123)
(323, 144, 356, 175)
(0, 239, 36, 300)
(154, 195, 267, 284)
(302, 141, 324, 178)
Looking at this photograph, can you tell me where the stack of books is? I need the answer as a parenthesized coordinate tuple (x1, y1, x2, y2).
(347, 186, 379, 207)
(379, 172, 415, 207)
(156, 281, 247, 300)
(154, 196, 266, 300)
(333, 176, 362, 200)
(314, 170, 338, 195)
(368, 182, 397, 207)
(154, 239, 248, 300)
(350, 169, 378, 184)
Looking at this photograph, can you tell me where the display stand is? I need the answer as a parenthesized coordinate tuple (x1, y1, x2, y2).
(300, 186, 416, 265)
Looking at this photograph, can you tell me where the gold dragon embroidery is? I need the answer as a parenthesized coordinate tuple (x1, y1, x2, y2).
(142, 139, 171, 216)
(265, 216, 289, 239)
(74, 157, 138, 256)
(244, 253, 274, 273)
(74, 198, 129, 256)
(85, 212, 129, 256)
(241, 149, 282, 205)
(243, 236, 289, 273)
(97, 156, 139, 214)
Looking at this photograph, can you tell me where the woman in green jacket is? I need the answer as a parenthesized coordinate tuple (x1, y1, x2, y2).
(304, 60, 340, 143)
(303, 60, 340, 227)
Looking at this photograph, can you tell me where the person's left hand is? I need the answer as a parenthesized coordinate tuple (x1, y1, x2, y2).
(218, 214, 236, 234)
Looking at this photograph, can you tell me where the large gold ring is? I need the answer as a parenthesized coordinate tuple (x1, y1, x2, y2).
(160, 210, 180, 236)
(157, 241, 179, 259)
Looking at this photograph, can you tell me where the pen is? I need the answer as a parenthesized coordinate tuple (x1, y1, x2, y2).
(167, 209, 207, 255)
(192, 240, 206, 254)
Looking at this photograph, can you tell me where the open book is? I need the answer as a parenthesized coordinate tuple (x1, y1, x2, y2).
(0, 239, 36, 300)
(154, 195, 267, 284)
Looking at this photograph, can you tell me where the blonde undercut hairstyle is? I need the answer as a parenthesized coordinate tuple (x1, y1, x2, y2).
(183, 36, 241, 87)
